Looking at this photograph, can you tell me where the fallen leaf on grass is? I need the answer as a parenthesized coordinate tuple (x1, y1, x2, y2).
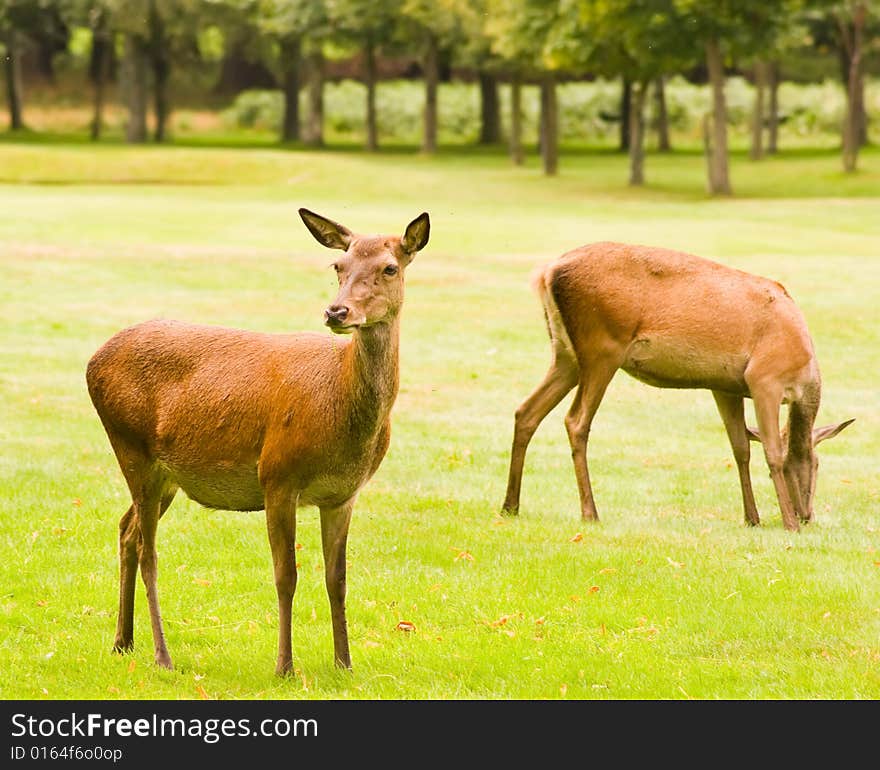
(395, 621, 416, 632)
(195, 684, 210, 700)
(598, 567, 616, 575)
(451, 549, 474, 562)
(570, 532, 583, 543)
(193, 578, 211, 587)
(666, 557, 685, 569)
(127, 659, 136, 673)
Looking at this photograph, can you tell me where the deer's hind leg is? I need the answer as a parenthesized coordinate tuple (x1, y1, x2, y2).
(564, 353, 621, 522)
(108, 437, 177, 668)
(114, 486, 177, 655)
(502, 350, 578, 515)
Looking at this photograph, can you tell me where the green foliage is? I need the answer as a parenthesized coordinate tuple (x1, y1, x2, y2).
(218, 75, 873, 145)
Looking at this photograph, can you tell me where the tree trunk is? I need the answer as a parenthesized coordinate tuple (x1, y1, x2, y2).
(149, 3, 170, 143)
(839, 3, 866, 171)
(3, 29, 25, 130)
(509, 76, 524, 166)
(750, 60, 766, 161)
(364, 38, 378, 151)
(122, 33, 148, 144)
(304, 48, 324, 148)
(654, 75, 670, 152)
(628, 80, 647, 186)
(422, 34, 439, 154)
(89, 13, 110, 141)
(619, 75, 631, 151)
(855, 69, 867, 147)
(279, 35, 300, 142)
(540, 73, 558, 176)
(478, 71, 501, 144)
(705, 37, 731, 195)
(767, 60, 780, 154)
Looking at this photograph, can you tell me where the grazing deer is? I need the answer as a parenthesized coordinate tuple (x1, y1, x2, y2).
(86, 208, 430, 675)
(502, 241, 852, 532)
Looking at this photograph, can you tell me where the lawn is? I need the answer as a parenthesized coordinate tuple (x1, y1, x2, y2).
(0, 140, 878, 700)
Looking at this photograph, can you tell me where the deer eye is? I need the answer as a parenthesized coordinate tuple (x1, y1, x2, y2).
(383, 264, 398, 276)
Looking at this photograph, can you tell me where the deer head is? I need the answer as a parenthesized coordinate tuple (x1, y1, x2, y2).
(299, 208, 430, 334)
(747, 418, 854, 521)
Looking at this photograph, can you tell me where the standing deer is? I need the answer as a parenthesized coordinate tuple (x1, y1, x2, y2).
(502, 241, 852, 532)
(86, 208, 430, 675)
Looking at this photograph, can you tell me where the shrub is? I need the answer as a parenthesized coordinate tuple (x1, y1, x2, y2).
(222, 76, 869, 146)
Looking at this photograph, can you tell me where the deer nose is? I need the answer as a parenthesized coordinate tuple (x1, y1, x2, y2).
(325, 305, 349, 326)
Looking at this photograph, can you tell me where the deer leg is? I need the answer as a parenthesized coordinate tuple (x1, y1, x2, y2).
(564, 357, 619, 522)
(265, 484, 298, 676)
(114, 505, 139, 653)
(114, 487, 176, 654)
(320, 498, 355, 670)
(751, 389, 799, 532)
(502, 355, 578, 515)
(712, 391, 761, 526)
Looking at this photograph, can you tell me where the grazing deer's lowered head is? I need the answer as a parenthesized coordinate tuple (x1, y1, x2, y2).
(745, 418, 854, 525)
(86, 208, 430, 675)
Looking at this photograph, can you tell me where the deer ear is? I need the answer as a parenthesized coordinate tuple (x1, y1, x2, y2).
(746, 426, 762, 442)
(813, 418, 854, 445)
(401, 212, 430, 256)
(299, 208, 353, 250)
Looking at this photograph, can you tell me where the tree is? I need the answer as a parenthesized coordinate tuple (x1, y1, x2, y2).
(746, 3, 811, 159)
(400, 0, 464, 155)
(0, 2, 26, 130)
(579, 0, 693, 186)
(1, 0, 74, 131)
(447, 0, 505, 146)
(256, 0, 331, 145)
(487, 0, 584, 175)
(85, 1, 113, 140)
(673, 1, 787, 195)
(809, 0, 876, 171)
(106, 0, 202, 143)
(328, 0, 402, 151)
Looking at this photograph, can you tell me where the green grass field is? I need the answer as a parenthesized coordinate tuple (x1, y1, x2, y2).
(1, 140, 878, 700)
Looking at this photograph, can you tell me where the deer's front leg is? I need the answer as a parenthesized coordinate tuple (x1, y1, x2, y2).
(713, 391, 761, 527)
(319, 498, 355, 670)
(265, 485, 299, 676)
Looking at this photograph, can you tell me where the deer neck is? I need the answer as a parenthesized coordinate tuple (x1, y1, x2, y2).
(345, 315, 400, 435)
